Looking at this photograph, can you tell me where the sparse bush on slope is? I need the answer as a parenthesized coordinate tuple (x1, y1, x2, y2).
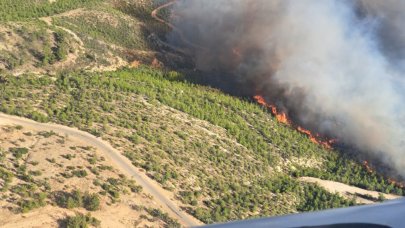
(63, 213, 100, 228)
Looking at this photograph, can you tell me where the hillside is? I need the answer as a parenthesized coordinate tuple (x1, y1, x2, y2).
(0, 0, 177, 75)
(1, 67, 403, 224)
(0, 122, 180, 227)
(0, 0, 404, 227)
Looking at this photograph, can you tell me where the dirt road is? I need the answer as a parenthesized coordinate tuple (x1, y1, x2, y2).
(40, 11, 129, 73)
(151, 0, 177, 29)
(151, 0, 206, 51)
(300, 177, 401, 204)
(0, 113, 202, 227)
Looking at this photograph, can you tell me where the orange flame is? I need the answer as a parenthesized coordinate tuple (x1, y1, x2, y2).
(272, 106, 289, 124)
(254, 95, 267, 106)
(255, 96, 404, 190)
(297, 126, 319, 144)
(362, 161, 404, 188)
(388, 178, 405, 188)
(254, 95, 289, 124)
(363, 160, 374, 173)
(254, 95, 336, 149)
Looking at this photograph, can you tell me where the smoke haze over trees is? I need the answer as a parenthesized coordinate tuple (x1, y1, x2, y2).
(169, 0, 405, 176)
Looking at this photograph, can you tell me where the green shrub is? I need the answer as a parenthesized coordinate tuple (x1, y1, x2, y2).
(56, 190, 82, 209)
(38, 131, 55, 138)
(9, 147, 29, 159)
(147, 208, 180, 228)
(56, 190, 100, 211)
(0, 167, 14, 183)
(62, 154, 75, 160)
(18, 192, 47, 213)
(29, 170, 42, 176)
(64, 213, 100, 228)
(0, 168, 14, 191)
(72, 169, 88, 178)
(83, 193, 100, 211)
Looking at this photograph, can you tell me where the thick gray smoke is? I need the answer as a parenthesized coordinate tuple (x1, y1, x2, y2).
(168, 0, 405, 176)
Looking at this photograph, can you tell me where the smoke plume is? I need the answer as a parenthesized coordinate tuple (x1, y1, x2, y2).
(168, 0, 405, 176)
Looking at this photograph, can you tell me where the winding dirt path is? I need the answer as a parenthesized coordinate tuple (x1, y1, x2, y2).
(0, 113, 202, 227)
(40, 10, 129, 73)
(40, 15, 84, 48)
(151, 1, 177, 27)
(40, 13, 85, 69)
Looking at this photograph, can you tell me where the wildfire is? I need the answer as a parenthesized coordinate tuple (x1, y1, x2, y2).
(254, 95, 335, 149)
(296, 127, 335, 149)
(297, 126, 319, 144)
(254, 95, 267, 106)
(363, 160, 374, 173)
(363, 161, 405, 188)
(388, 178, 405, 188)
(272, 107, 289, 124)
(254, 95, 289, 124)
